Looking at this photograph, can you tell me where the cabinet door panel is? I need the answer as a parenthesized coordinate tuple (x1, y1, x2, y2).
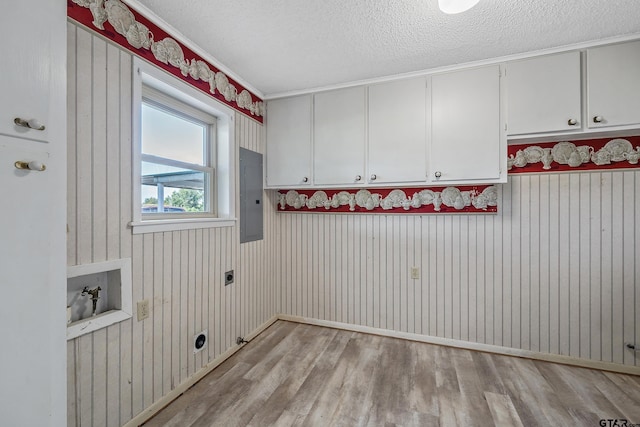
(313, 87, 366, 186)
(368, 77, 427, 184)
(0, 138, 55, 423)
(265, 95, 312, 187)
(0, 1, 53, 142)
(506, 51, 581, 135)
(587, 41, 640, 128)
(430, 65, 501, 182)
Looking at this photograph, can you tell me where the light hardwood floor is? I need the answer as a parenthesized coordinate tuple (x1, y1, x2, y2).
(144, 321, 640, 426)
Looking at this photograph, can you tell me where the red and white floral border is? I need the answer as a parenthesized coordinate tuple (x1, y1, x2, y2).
(507, 135, 640, 174)
(67, 0, 264, 123)
(277, 186, 498, 214)
(275, 135, 640, 215)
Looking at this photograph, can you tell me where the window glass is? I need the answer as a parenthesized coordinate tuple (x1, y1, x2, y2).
(140, 88, 215, 217)
(141, 102, 206, 165)
(141, 162, 206, 213)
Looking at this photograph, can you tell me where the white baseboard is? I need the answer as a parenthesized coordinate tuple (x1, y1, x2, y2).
(123, 315, 279, 427)
(278, 314, 640, 377)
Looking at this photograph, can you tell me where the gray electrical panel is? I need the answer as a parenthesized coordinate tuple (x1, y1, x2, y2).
(239, 148, 264, 243)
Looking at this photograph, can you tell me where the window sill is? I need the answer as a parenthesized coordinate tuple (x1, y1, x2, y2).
(130, 217, 236, 234)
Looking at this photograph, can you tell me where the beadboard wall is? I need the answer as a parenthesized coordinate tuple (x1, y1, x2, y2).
(275, 171, 639, 367)
(66, 23, 278, 427)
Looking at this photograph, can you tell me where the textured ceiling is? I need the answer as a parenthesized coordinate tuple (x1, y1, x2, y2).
(133, 0, 640, 97)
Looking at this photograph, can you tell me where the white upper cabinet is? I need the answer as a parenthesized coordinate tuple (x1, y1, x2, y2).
(265, 39, 640, 189)
(368, 77, 427, 185)
(506, 51, 581, 135)
(313, 87, 366, 186)
(504, 40, 640, 139)
(265, 95, 312, 187)
(0, 1, 56, 142)
(429, 65, 504, 183)
(587, 40, 640, 129)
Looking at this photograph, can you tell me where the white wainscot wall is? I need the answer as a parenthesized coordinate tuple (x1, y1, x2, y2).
(275, 171, 640, 367)
(66, 23, 278, 427)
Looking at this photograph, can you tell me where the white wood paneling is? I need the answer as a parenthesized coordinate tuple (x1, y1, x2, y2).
(66, 24, 277, 427)
(276, 171, 640, 367)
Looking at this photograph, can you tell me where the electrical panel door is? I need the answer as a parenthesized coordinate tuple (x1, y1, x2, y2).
(240, 148, 263, 243)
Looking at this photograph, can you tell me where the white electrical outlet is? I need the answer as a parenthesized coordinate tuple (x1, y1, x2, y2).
(411, 267, 420, 279)
(137, 299, 150, 321)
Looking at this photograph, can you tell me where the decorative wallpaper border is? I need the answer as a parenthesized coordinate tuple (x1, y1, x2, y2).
(275, 135, 640, 215)
(508, 135, 640, 174)
(277, 186, 498, 214)
(67, 0, 264, 123)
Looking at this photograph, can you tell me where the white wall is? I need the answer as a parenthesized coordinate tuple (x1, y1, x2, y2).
(275, 171, 640, 367)
(66, 23, 278, 427)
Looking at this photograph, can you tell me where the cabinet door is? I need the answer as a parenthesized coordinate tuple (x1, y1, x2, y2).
(368, 77, 427, 184)
(0, 2, 66, 425)
(0, 138, 56, 423)
(0, 1, 54, 142)
(430, 65, 502, 183)
(265, 95, 312, 187)
(506, 51, 581, 135)
(587, 40, 640, 128)
(313, 87, 366, 186)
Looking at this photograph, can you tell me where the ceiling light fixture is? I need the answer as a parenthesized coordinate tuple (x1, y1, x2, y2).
(438, 0, 480, 14)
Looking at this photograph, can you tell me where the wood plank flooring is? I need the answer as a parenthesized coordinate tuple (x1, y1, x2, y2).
(144, 321, 640, 427)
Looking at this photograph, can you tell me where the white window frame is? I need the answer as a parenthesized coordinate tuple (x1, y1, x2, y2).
(131, 58, 235, 233)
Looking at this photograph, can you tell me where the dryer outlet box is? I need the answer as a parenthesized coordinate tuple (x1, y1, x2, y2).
(225, 270, 234, 286)
(194, 330, 208, 353)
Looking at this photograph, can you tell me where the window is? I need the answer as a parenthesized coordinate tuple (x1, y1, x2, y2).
(132, 58, 235, 233)
(141, 86, 216, 218)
